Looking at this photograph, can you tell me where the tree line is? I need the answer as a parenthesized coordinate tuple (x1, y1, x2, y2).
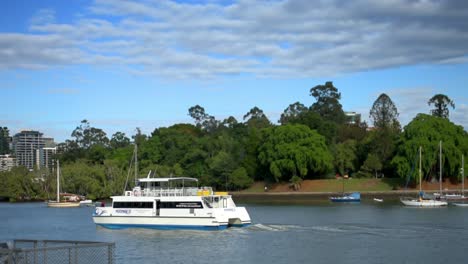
(0, 84, 466, 201)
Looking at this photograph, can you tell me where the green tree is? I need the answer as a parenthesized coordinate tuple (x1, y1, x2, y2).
(229, 167, 253, 190)
(428, 94, 455, 119)
(309, 81, 346, 124)
(221, 116, 238, 129)
(279, 102, 308, 125)
(289, 175, 302, 191)
(369, 93, 400, 130)
(110, 132, 130, 149)
(71, 120, 109, 149)
(391, 114, 468, 182)
(360, 153, 383, 178)
(258, 124, 333, 182)
(334, 140, 357, 176)
(243, 106, 271, 129)
(188, 105, 218, 132)
(285, 110, 337, 145)
(368, 93, 401, 173)
(0, 126, 10, 155)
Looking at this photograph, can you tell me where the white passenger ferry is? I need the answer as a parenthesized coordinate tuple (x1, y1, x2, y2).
(92, 176, 251, 230)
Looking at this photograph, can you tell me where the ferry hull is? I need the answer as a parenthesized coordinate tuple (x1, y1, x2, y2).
(93, 215, 230, 230)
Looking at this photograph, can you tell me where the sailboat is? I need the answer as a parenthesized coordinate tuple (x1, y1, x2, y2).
(47, 160, 80, 208)
(330, 176, 360, 202)
(453, 155, 468, 207)
(434, 142, 466, 200)
(400, 146, 447, 207)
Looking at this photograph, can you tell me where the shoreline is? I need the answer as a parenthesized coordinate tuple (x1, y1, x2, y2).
(232, 190, 421, 199)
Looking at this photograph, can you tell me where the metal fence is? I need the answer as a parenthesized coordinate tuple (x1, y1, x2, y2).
(0, 239, 115, 264)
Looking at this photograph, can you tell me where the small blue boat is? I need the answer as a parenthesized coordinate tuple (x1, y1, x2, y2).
(330, 192, 361, 202)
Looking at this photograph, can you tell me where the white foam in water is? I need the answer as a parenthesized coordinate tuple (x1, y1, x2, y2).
(309, 226, 346, 233)
(249, 223, 296, 231)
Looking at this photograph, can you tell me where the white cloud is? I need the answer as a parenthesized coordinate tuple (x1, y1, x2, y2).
(29, 9, 56, 26)
(1, 0, 468, 79)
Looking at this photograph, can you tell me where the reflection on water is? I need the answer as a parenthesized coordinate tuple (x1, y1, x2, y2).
(1, 202, 468, 264)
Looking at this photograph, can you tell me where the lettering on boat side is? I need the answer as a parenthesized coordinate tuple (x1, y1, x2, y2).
(175, 202, 203, 208)
(115, 209, 131, 214)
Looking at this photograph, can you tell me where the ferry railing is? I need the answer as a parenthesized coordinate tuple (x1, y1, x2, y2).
(138, 187, 212, 197)
(0, 239, 115, 264)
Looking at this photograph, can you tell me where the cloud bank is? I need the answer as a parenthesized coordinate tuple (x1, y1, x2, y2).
(1, 0, 467, 78)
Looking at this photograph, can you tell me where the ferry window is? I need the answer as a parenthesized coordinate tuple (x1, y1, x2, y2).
(113, 202, 153, 208)
(160, 202, 203, 209)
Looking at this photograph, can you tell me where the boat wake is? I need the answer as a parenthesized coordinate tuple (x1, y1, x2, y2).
(248, 223, 300, 232)
(308, 226, 347, 233)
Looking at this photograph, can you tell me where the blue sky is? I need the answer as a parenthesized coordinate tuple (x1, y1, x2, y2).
(1, 0, 467, 142)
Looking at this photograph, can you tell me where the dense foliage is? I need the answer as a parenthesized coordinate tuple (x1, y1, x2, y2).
(392, 114, 468, 183)
(0, 127, 9, 155)
(0, 88, 465, 201)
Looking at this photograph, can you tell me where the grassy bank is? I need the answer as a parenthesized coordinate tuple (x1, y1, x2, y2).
(239, 178, 466, 193)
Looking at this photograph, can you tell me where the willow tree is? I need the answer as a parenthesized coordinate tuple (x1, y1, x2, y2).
(428, 94, 455, 119)
(391, 114, 468, 183)
(258, 124, 333, 182)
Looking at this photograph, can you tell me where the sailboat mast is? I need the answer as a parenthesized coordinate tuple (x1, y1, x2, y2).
(419, 146, 422, 193)
(462, 154, 465, 196)
(439, 141, 442, 195)
(134, 143, 138, 185)
(57, 160, 60, 203)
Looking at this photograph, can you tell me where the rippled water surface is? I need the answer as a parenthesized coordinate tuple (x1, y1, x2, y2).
(1, 201, 467, 263)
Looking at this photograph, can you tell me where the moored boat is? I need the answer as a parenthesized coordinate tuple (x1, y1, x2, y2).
(400, 146, 447, 207)
(80, 199, 94, 207)
(47, 160, 80, 208)
(92, 176, 251, 230)
(330, 192, 360, 202)
(400, 196, 447, 207)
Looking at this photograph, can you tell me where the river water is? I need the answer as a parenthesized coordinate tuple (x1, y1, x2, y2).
(1, 201, 467, 264)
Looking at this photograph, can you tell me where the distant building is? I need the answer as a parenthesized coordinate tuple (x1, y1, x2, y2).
(12, 130, 55, 170)
(345, 111, 361, 125)
(38, 147, 57, 170)
(43, 137, 55, 148)
(0, 154, 15, 172)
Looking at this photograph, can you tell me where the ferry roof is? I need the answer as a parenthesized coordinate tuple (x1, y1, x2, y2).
(138, 177, 198, 183)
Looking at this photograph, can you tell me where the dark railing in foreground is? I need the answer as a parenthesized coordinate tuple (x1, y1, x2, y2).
(0, 239, 115, 264)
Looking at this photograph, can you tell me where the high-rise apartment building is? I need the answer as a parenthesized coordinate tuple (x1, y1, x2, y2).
(38, 147, 57, 169)
(12, 130, 45, 170)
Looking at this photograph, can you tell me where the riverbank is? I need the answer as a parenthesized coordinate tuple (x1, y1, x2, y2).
(231, 178, 467, 202)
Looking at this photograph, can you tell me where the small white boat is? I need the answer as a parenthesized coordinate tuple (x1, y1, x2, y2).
(80, 200, 94, 206)
(400, 197, 447, 207)
(330, 192, 360, 202)
(452, 202, 468, 207)
(373, 198, 383, 203)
